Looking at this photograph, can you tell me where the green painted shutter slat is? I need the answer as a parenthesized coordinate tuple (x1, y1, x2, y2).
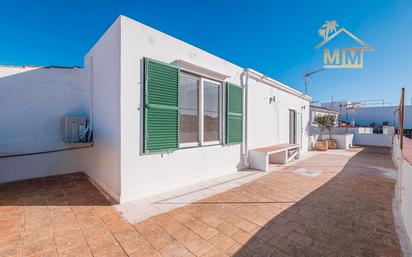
(226, 83, 243, 144)
(144, 58, 179, 152)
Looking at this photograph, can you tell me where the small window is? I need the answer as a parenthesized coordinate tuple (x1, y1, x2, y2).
(179, 74, 199, 147)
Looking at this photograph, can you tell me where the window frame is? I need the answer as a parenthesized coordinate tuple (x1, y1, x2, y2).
(201, 77, 222, 146)
(178, 72, 201, 148)
(178, 72, 223, 149)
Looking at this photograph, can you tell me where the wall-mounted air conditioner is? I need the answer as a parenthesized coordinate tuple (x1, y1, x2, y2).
(61, 116, 89, 143)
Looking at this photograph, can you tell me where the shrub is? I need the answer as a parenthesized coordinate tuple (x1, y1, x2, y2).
(314, 115, 335, 140)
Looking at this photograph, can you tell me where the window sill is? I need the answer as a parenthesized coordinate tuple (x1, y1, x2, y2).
(179, 142, 222, 150)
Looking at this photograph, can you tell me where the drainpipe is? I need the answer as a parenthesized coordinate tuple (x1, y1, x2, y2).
(87, 56, 94, 142)
(241, 69, 249, 168)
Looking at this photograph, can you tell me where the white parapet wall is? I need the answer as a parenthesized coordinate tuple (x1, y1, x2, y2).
(0, 65, 92, 183)
(311, 127, 393, 148)
(354, 133, 393, 147)
(392, 137, 412, 255)
(309, 134, 353, 150)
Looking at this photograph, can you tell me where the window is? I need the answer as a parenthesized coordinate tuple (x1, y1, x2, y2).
(203, 80, 220, 143)
(179, 73, 222, 147)
(289, 109, 296, 144)
(143, 58, 242, 153)
(179, 74, 199, 147)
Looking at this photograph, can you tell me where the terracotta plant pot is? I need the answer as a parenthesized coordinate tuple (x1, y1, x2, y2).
(327, 139, 337, 149)
(315, 140, 328, 151)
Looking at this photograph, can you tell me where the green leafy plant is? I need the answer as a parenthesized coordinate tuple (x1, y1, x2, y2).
(315, 115, 336, 140)
(314, 115, 328, 140)
(324, 115, 337, 140)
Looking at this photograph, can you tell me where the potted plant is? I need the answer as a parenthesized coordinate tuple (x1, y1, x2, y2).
(325, 115, 337, 149)
(314, 116, 328, 151)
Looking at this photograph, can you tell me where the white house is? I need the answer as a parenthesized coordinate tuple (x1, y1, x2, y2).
(0, 16, 311, 203)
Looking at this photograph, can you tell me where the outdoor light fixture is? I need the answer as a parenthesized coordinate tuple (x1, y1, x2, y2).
(269, 96, 276, 104)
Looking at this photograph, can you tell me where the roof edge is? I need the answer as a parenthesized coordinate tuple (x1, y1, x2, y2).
(0, 64, 82, 69)
(245, 68, 312, 101)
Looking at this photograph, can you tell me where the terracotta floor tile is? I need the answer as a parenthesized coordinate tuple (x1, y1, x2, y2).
(158, 240, 190, 257)
(183, 219, 219, 240)
(128, 244, 162, 257)
(208, 233, 236, 252)
(0, 147, 404, 257)
(23, 238, 55, 257)
(135, 223, 175, 249)
(117, 234, 149, 255)
(26, 248, 58, 257)
(55, 231, 87, 253)
(59, 244, 93, 257)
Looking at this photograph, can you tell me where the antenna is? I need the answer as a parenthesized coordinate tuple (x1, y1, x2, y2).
(304, 68, 325, 95)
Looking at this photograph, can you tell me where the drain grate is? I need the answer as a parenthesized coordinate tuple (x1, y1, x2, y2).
(294, 168, 321, 177)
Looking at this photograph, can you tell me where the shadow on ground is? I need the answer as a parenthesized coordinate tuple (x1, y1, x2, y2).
(0, 172, 113, 206)
(229, 146, 402, 257)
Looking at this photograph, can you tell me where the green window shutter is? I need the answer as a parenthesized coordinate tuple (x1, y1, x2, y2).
(226, 83, 243, 144)
(144, 58, 179, 152)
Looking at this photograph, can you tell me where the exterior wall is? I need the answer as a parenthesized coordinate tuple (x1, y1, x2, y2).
(0, 16, 311, 204)
(119, 16, 244, 202)
(0, 66, 91, 183)
(84, 18, 122, 201)
(118, 16, 310, 202)
(353, 133, 392, 147)
(342, 106, 412, 128)
(311, 126, 393, 148)
(247, 78, 310, 151)
(392, 138, 412, 254)
(309, 134, 353, 150)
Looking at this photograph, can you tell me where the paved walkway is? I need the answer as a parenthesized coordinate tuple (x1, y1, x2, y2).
(0, 147, 402, 257)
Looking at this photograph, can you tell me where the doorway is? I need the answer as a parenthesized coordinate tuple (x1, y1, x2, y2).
(289, 110, 296, 144)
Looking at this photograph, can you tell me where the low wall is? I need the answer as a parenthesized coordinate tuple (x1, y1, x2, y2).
(0, 147, 92, 183)
(354, 133, 393, 147)
(0, 65, 91, 183)
(309, 134, 353, 150)
(311, 126, 393, 148)
(392, 137, 412, 254)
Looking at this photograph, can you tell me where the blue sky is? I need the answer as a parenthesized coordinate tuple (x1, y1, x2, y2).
(1, 0, 411, 104)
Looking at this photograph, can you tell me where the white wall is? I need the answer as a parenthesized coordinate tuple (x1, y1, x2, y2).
(84, 17, 122, 201)
(392, 138, 412, 254)
(353, 133, 392, 147)
(0, 65, 91, 183)
(309, 134, 353, 150)
(118, 16, 310, 202)
(311, 126, 393, 147)
(343, 106, 412, 128)
(119, 16, 244, 202)
(247, 78, 310, 151)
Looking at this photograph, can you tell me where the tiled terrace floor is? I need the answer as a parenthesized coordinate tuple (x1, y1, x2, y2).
(0, 147, 402, 257)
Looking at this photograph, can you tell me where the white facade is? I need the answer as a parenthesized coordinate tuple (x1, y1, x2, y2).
(0, 16, 311, 203)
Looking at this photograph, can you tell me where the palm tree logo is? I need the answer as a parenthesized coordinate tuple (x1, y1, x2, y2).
(318, 20, 339, 41)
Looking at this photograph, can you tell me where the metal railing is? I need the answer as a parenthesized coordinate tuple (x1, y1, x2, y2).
(394, 88, 405, 149)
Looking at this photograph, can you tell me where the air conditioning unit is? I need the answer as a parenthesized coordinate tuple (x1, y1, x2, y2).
(61, 116, 88, 143)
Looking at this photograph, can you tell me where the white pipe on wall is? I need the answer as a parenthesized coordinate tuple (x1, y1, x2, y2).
(241, 69, 250, 167)
(88, 56, 94, 142)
